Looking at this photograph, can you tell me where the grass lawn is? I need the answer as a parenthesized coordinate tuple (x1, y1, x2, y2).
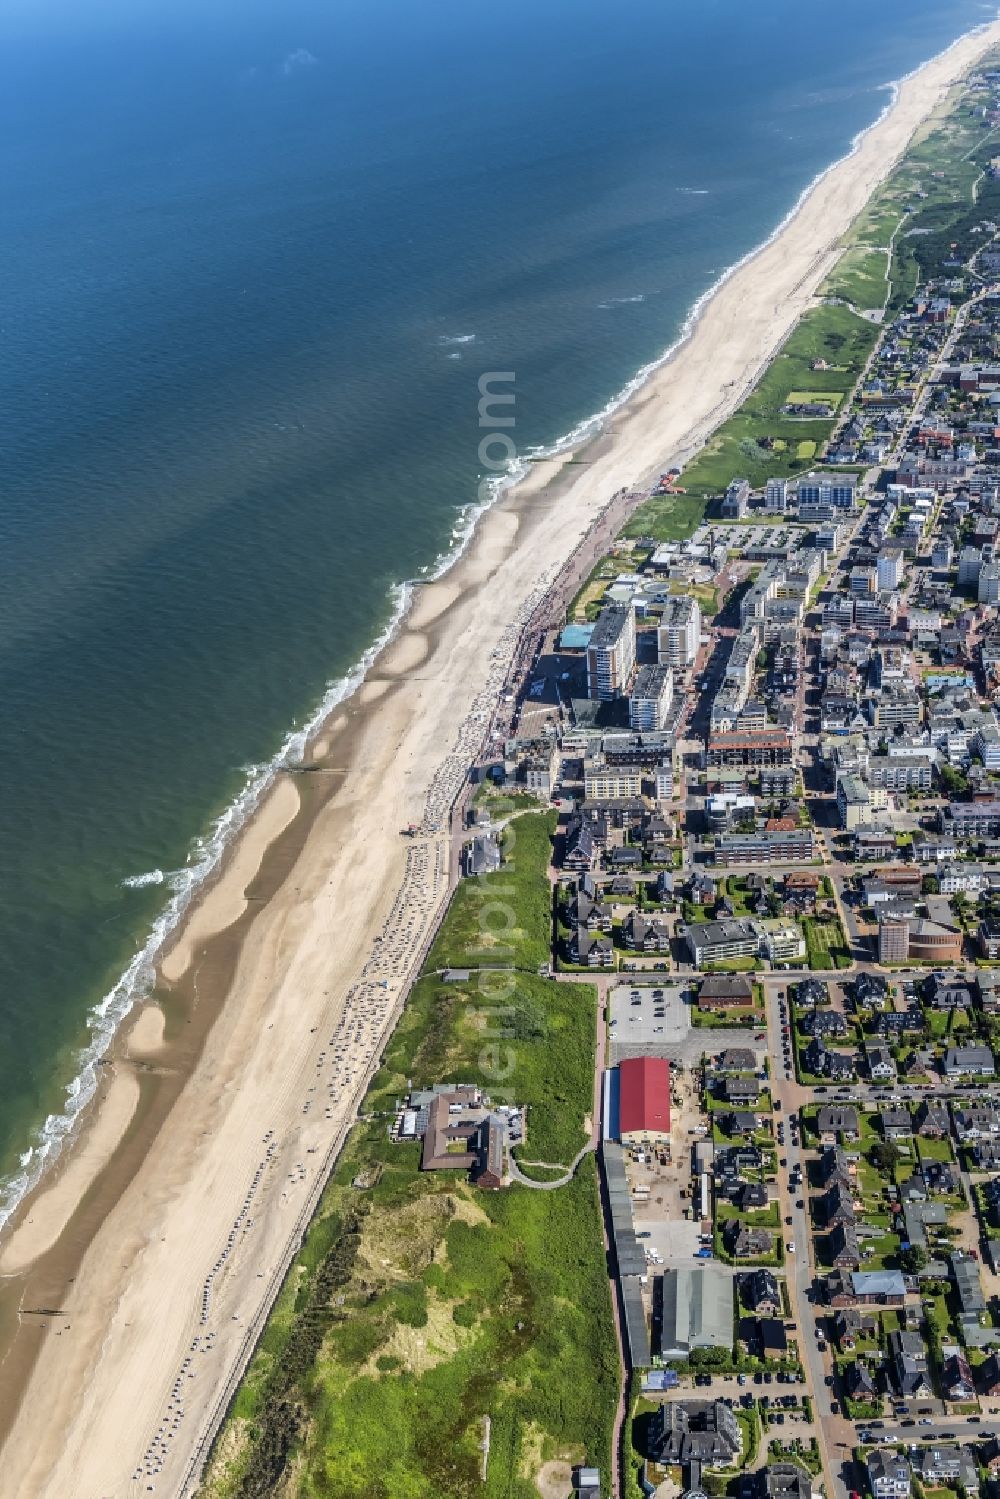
(209, 1137, 618, 1499)
(821, 246, 890, 311)
(626, 302, 878, 529)
(801, 915, 851, 972)
(916, 1135, 954, 1164)
(786, 390, 844, 409)
(671, 579, 720, 617)
(716, 1201, 780, 1230)
(426, 811, 556, 975)
(202, 811, 614, 1498)
(624, 489, 707, 542)
(692, 1005, 759, 1029)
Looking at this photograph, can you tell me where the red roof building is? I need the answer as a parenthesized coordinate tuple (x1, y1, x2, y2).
(618, 1056, 671, 1145)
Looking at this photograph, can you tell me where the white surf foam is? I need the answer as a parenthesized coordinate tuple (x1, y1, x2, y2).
(121, 869, 166, 890)
(0, 581, 414, 1233)
(1, 13, 994, 1236)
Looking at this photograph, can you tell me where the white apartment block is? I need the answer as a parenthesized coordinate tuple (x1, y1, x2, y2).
(587, 602, 636, 701)
(657, 594, 701, 669)
(629, 664, 674, 733)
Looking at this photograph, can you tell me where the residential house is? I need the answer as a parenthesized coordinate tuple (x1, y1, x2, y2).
(845, 1360, 878, 1402)
(648, 1400, 742, 1466)
(912, 1444, 977, 1489)
(724, 1221, 774, 1260)
(761, 1464, 812, 1499)
(572, 929, 615, 968)
(944, 1045, 996, 1078)
(817, 1105, 860, 1143)
(867, 1448, 911, 1499)
(953, 1255, 986, 1317)
(850, 1269, 906, 1305)
(952, 1103, 1000, 1143)
(731, 1182, 768, 1213)
(916, 1099, 950, 1138)
(829, 1221, 862, 1268)
(855, 972, 890, 1009)
(722, 1077, 761, 1107)
(821, 1182, 858, 1228)
(881, 1108, 913, 1142)
(922, 1160, 959, 1196)
(867, 1045, 897, 1081)
(795, 978, 830, 1008)
(714, 1144, 763, 1178)
(739, 1268, 781, 1316)
(699, 975, 755, 1011)
(889, 1329, 933, 1398)
(835, 1308, 878, 1349)
(940, 1355, 976, 1404)
(800, 1008, 847, 1038)
(717, 1047, 758, 1074)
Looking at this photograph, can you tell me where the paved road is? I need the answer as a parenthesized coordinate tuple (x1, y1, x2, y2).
(764, 985, 858, 1498)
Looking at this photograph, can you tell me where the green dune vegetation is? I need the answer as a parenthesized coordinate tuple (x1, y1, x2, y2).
(202, 810, 617, 1499)
(627, 299, 878, 539)
(626, 66, 1000, 545)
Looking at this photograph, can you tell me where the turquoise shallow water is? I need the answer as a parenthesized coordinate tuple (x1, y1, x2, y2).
(0, 0, 990, 1210)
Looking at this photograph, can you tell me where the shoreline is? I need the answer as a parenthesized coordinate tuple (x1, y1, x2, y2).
(0, 12, 990, 1245)
(0, 17, 998, 1494)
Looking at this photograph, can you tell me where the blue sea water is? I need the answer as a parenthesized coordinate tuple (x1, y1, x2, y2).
(0, 0, 991, 1211)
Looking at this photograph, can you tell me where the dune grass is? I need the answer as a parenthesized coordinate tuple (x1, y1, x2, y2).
(202, 811, 611, 1499)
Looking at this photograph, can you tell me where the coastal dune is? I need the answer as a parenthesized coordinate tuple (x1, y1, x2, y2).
(1, 21, 998, 1496)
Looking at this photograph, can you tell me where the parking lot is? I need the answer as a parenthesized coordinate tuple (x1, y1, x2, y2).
(609, 980, 690, 1061)
(625, 1156, 701, 1269)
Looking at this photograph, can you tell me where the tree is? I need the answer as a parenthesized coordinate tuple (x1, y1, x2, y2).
(899, 1244, 927, 1274)
(940, 764, 969, 796)
(870, 1140, 901, 1173)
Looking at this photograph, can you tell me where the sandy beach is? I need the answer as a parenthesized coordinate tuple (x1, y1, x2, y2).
(0, 20, 997, 1496)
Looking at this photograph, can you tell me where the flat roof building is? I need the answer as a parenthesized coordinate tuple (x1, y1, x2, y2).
(629, 664, 674, 732)
(659, 1266, 734, 1359)
(619, 1057, 671, 1146)
(587, 602, 636, 701)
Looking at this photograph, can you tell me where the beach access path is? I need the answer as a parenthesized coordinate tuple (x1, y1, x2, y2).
(1, 20, 998, 1497)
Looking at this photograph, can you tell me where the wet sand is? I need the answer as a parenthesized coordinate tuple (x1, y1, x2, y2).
(0, 21, 997, 1496)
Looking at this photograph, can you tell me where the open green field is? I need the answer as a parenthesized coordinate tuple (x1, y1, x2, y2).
(785, 390, 844, 409)
(202, 811, 612, 1498)
(625, 301, 876, 537)
(629, 66, 1000, 545)
(427, 811, 556, 975)
(671, 579, 720, 616)
(802, 915, 851, 971)
(820, 246, 889, 312)
(205, 1134, 616, 1499)
(625, 488, 708, 543)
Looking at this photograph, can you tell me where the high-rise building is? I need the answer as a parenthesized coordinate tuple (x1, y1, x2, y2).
(629, 665, 674, 732)
(796, 471, 857, 510)
(586, 602, 636, 701)
(764, 477, 789, 513)
(657, 595, 701, 669)
(878, 915, 909, 965)
(979, 563, 1000, 606)
(721, 478, 750, 518)
(876, 549, 904, 591)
